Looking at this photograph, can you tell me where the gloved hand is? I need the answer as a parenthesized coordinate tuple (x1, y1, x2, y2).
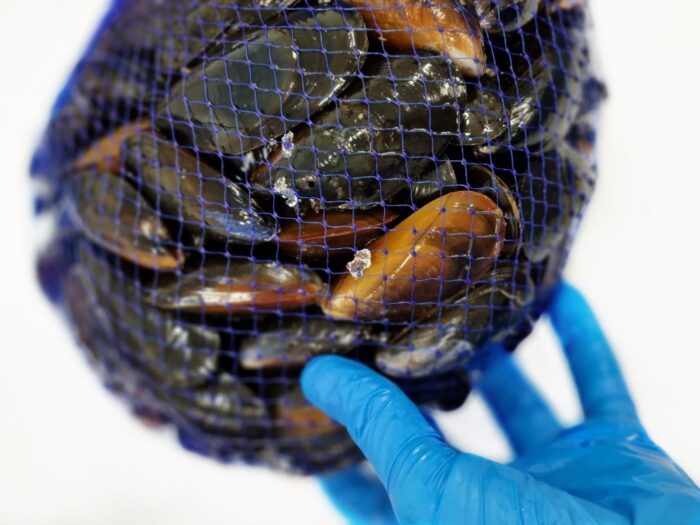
(303, 283, 700, 525)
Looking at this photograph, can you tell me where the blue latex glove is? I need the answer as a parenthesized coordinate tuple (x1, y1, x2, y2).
(303, 283, 700, 525)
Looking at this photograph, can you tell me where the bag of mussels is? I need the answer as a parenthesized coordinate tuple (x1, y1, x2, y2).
(32, 0, 605, 473)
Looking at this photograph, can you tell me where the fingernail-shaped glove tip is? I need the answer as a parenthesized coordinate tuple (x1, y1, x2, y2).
(302, 355, 357, 411)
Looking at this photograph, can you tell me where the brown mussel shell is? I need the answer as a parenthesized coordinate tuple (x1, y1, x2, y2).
(153, 260, 326, 315)
(69, 168, 184, 271)
(347, 0, 486, 76)
(323, 191, 506, 321)
(73, 119, 150, 173)
(124, 132, 278, 245)
(377, 263, 535, 377)
(277, 209, 400, 262)
(465, 164, 522, 254)
(239, 316, 378, 370)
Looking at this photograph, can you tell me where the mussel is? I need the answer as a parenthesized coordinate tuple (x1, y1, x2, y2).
(277, 208, 400, 262)
(411, 160, 461, 205)
(68, 168, 184, 271)
(347, 0, 486, 76)
(271, 388, 360, 473)
(518, 143, 593, 262)
(251, 55, 466, 212)
(77, 244, 221, 388)
(323, 190, 505, 321)
(153, 259, 326, 315)
(457, 81, 509, 146)
(377, 264, 535, 377)
(239, 316, 377, 369)
(124, 132, 278, 245)
(162, 375, 268, 436)
(473, 0, 540, 32)
(73, 120, 150, 173)
(465, 164, 521, 254)
(273, 388, 342, 440)
(158, 8, 368, 156)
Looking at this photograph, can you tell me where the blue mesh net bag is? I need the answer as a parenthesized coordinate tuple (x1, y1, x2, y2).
(32, 0, 604, 473)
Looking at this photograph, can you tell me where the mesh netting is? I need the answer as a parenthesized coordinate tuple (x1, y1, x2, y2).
(32, 0, 603, 473)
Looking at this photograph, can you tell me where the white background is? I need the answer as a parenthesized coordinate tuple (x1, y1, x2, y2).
(1, 1, 699, 523)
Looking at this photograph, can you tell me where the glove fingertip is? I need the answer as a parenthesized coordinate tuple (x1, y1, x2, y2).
(302, 355, 368, 411)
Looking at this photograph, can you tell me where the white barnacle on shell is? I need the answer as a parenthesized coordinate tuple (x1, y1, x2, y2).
(281, 131, 295, 159)
(273, 177, 298, 208)
(346, 249, 372, 279)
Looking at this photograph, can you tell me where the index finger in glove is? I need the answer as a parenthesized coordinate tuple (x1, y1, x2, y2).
(301, 356, 457, 503)
(549, 282, 639, 423)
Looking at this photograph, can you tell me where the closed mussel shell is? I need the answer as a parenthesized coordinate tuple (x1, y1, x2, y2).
(252, 55, 466, 212)
(69, 168, 184, 271)
(347, 0, 486, 76)
(64, 266, 133, 391)
(78, 244, 220, 389)
(323, 191, 505, 321)
(271, 388, 360, 473)
(157, 0, 300, 73)
(411, 160, 461, 205)
(518, 143, 592, 263)
(158, 8, 367, 156)
(154, 259, 326, 315)
(277, 208, 400, 262)
(64, 266, 170, 423)
(124, 132, 278, 245)
(499, 35, 585, 153)
(473, 0, 541, 32)
(239, 316, 377, 370)
(161, 375, 268, 437)
(465, 164, 521, 254)
(73, 119, 150, 173)
(378, 263, 535, 377)
(458, 82, 509, 146)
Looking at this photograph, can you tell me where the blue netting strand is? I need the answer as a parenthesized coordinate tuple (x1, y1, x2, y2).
(33, 0, 602, 474)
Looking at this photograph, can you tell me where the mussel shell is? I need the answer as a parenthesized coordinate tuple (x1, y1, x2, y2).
(348, 0, 486, 76)
(458, 82, 509, 146)
(377, 264, 535, 377)
(323, 191, 505, 321)
(518, 143, 592, 262)
(277, 209, 400, 262)
(465, 164, 521, 254)
(474, 0, 541, 32)
(153, 260, 326, 315)
(159, 375, 268, 437)
(64, 266, 134, 391)
(124, 132, 278, 245)
(239, 316, 376, 369)
(411, 160, 461, 205)
(252, 55, 466, 211)
(270, 388, 360, 473)
(158, 8, 368, 156)
(47, 52, 157, 163)
(78, 244, 221, 388)
(156, 0, 300, 73)
(68, 168, 184, 271)
(73, 120, 150, 173)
